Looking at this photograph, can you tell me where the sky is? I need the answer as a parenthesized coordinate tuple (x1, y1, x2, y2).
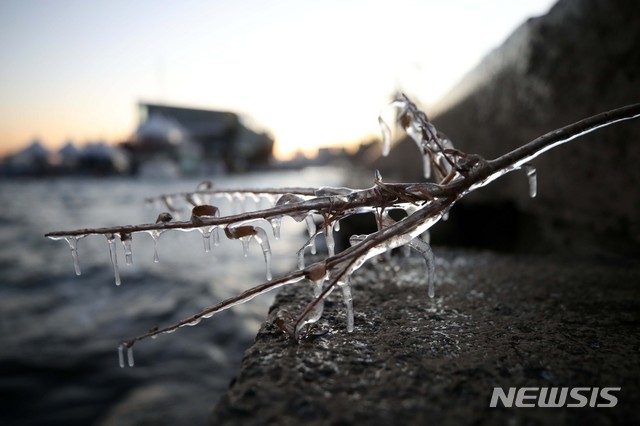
(0, 0, 557, 160)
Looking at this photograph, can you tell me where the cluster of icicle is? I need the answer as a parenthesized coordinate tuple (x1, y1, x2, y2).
(45, 96, 533, 368)
(47, 95, 640, 368)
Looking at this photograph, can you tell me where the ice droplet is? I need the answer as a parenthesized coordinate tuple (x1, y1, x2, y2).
(120, 233, 133, 265)
(268, 216, 282, 239)
(524, 164, 537, 198)
(409, 237, 436, 298)
(252, 227, 273, 281)
(106, 234, 121, 286)
(338, 281, 354, 332)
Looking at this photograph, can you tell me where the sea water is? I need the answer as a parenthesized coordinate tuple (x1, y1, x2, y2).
(0, 167, 346, 425)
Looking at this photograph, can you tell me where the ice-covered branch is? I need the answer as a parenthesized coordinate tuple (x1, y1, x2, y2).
(45, 97, 640, 367)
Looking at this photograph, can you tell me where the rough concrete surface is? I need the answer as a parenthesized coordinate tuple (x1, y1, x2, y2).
(211, 249, 639, 425)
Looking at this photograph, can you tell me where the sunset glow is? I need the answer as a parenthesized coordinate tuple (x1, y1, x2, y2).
(0, 0, 557, 160)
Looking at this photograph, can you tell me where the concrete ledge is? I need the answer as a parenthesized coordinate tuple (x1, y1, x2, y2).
(210, 249, 639, 425)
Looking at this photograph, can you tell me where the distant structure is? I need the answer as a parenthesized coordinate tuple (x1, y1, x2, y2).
(121, 102, 274, 176)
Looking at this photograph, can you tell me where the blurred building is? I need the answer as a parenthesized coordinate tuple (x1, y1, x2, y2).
(121, 102, 274, 176)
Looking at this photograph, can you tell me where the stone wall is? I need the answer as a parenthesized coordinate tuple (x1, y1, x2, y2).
(375, 0, 640, 255)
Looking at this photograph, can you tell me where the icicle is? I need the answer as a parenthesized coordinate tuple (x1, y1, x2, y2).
(232, 192, 245, 214)
(377, 99, 406, 157)
(224, 225, 258, 258)
(106, 234, 121, 286)
(120, 233, 133, 265)
(161, 195, 181, 213)
(240, 236, 251, 257)
(523, 164, 537, 198)
(66, 236, 82, 276)
(252, 227, 272, 281)
(294, 276, 333, 341)
(422, 153, 432, 179)
(268, 216, 282, 239)
(127, 346, 135, 367)
(334, 219, 340, 232)
(338, 281, 354, 332)
(402, 244, 411, 258)
(297, 249, 306, 270)
(309, 234, 317, 255)
(201, 228, 213, 252)
(312, 279, 324, 297)
(409, 238, 436, 298)
(152, 233, 160, 263)
(222, 193, 234, 212)
(378, 115, 392, 157)
(261, 193, 277, 208)
(197, 180, 214, 191)
(305, 215, 317, 254)
(191, 205, 219, 252)
(212, 226, 220, 246)
(196, 180, 213, 203)
(324, 221, 335, 257)
(151, 210, 172, 263)
(118, 344, 125, 368)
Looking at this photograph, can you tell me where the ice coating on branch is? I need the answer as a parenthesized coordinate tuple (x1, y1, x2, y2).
(408, 237, 436, 298)
(276, 193, 307, 222)
(338, 281, 354, 332)
(106, 234, 121, 286)
(349, 234, 367, 246)
(523, 164, 537, 198)
(120, 232, 133, 265)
